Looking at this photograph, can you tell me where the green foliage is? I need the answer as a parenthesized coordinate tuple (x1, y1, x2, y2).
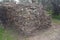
(47, 10, 53, 15)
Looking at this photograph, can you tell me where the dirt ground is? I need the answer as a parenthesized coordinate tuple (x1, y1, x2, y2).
(16, 24, 60, 40)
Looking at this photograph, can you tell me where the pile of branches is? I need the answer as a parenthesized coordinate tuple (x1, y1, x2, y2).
(0, 3, 51, 36)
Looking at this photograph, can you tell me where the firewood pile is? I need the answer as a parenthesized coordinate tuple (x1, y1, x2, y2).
(0, 3, 51, 36)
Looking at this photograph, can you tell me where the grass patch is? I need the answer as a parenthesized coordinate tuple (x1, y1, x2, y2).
(52, 15, 60, 20)
(52, 18, 60, 24)
(0, 25, 18, 40)
(52, 15, 60, 24)
(0, 26, 4, 40)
